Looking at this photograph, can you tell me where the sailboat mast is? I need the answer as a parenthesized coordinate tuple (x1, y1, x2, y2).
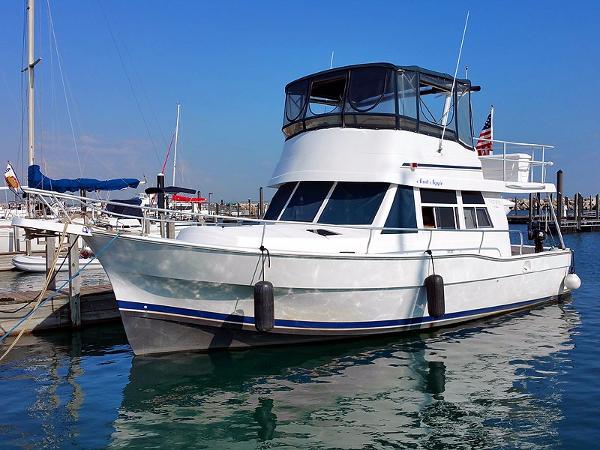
(27, 0, 35, 166)
(172, 103, 180, 185)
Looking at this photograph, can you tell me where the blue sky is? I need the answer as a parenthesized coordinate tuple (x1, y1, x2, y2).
(1, 0, 599, 201)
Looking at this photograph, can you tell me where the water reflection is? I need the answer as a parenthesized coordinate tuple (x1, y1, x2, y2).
(0, 326, 131, 449)
(111, 300, 579, 449)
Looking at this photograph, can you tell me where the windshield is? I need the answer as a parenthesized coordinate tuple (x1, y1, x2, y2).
(279, 182, 333, 222)
(317, 182, 387, 225)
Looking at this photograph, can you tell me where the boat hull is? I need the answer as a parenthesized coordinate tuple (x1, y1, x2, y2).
(85, 232, 573, 355)
(11, 255, 103, 272)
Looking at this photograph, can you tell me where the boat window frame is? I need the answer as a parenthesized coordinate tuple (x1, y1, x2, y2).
(460, 190, 493, 229)
(420, 188, 460, 230)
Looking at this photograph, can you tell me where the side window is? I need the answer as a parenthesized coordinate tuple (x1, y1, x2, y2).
(280, 181, 333, 222)
(462, 191, 493, 228)
(383, 185, 417, 233)
(263, 182, 296, 220)
(420, 189, 458, 230)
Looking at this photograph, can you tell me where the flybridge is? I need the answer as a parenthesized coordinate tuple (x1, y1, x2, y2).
(283, 63, 479, 146)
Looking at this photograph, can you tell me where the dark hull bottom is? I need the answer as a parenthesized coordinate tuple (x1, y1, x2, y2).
(120, 310, 339, 355)
(120, 294, 567, 355)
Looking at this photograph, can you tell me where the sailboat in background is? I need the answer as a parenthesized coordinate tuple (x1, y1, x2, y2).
(7, 0, 142, 272)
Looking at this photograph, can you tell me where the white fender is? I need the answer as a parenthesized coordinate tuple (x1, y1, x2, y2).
(564, 273, 581, 290)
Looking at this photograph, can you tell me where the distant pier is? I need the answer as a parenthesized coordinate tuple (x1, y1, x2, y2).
(507, 170, 600, 233)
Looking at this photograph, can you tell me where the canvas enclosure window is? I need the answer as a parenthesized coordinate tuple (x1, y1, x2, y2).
(304, 73, 346, 131)
(418, 73, 456, 139)
(344, 68, 395, 129)
(397, 71, 418, 131)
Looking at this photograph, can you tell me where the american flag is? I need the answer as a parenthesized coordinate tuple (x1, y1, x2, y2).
(476, 107, 494, 156)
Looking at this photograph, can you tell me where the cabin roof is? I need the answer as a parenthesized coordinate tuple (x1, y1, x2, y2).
(285, 62, 471, 90)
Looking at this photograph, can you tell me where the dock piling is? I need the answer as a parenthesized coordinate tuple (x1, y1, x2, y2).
(45, 237, 56, 291)
(596, 194, 599, 219)
(68, 234, 81, 328)
(259, 187, 264, 218)
(575, 193, 583, 231)
(556, 170, 563, 223)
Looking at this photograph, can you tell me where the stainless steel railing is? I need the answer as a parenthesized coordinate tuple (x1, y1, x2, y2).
(21, 187, 530, 257)
(474, 138, 554, 184)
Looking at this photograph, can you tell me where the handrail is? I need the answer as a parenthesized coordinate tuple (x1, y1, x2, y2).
(473, 137, 555, 185)
(472, 137, 554, 149)
(21, 187, 528, 256)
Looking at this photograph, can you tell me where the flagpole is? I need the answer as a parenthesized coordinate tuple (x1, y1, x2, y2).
(490, 105, 494, 143)
(172, 103, 180, 186)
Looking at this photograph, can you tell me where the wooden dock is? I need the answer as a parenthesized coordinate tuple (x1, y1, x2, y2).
(0, 284, 119, 337)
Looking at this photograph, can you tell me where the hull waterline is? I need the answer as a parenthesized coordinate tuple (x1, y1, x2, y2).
(85, 232, 572, 355)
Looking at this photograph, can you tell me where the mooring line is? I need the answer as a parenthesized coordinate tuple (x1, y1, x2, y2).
(0, 231, 120, 361)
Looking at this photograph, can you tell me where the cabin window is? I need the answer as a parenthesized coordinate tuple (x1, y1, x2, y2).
(420, 189, 456, 204)
(421, 206, 458, 229)
(422, 206, 436, 228)
(462, 191, 492, 228)
(383, 185, 417, 233)
(476, 208, 492, 227)
(264, 182, 297, 220)
(463, 207, 492, 228)
(280, 181, 333, 222)
(318, 182, 387, 225)
(420, 188, 458, 229)
(461, 191, 485, 204)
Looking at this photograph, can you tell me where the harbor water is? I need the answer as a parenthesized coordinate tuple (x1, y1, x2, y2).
(0, 231, 598, 449)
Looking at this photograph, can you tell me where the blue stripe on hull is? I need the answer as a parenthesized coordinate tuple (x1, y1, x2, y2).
(117, 296, 554, 330)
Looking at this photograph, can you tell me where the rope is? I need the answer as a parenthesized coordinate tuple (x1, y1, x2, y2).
(425, 249, 436, 275)
(1, 237, 78, 314)
(259, 245, 270, 282)
(0, 230, 120, 361)
(45, 0, 83, 178)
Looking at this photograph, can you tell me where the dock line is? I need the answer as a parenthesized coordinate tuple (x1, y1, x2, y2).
(0, 231, 119, 361)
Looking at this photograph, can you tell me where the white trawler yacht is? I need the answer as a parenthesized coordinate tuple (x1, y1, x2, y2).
(17, 63, 580, 354)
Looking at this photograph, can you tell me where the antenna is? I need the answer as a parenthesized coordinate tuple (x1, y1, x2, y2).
(438, 11, 470, 153)
(172, 103, 181, 185)
(330, 51, 335, 69)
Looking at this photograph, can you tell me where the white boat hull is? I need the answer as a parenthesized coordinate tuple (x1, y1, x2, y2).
(12, 254, 104, 272)
(85, 231, 572, 355)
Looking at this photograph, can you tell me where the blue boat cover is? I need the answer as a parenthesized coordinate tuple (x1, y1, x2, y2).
(28, 165, 140, 193)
